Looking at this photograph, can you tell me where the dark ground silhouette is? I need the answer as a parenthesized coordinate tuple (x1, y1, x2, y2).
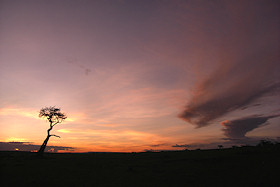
(1, 144, 279, 187)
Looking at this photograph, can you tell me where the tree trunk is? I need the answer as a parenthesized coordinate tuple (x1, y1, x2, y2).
(37, 125, 53, 156)
(38, 135, 50, 155)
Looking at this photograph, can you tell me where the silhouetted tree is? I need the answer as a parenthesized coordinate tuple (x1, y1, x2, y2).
(257, 140, 274, 147)
(37, 106, 67, 155)
(218, 145, 223, 149)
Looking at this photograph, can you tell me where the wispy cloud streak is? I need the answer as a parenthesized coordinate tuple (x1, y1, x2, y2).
(179, 32, 280, 127)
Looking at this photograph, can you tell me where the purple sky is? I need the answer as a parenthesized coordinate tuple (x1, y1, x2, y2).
(0, 0, 279, 152)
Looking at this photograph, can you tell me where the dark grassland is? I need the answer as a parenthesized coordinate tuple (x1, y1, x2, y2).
(1, 145, 280, 187)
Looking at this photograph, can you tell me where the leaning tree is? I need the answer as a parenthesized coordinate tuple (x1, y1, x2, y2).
(38, 106, 67, 155)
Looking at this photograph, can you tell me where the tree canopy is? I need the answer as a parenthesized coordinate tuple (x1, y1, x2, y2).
(39, 106, 67, 126)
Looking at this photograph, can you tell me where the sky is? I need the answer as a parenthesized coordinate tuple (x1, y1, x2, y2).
(0, 0, 279, 152)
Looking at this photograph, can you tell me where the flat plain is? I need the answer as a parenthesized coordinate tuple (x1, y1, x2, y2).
(1, 145, 279, 187)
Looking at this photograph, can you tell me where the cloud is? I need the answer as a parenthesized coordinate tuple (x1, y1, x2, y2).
(0, 142, 75, 152)
(171, 142, 226, 150)
(178, 43, 280, 127)
(150, 143, 168, 147)
(178, 0, 280, 127)
(172, 144, 190, 148)
(221, 115, 280, 139)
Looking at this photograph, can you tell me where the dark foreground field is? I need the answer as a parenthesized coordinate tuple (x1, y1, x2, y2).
(1, 145, 280, 187)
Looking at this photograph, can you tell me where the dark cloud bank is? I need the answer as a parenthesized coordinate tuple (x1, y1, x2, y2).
(172, 144, 190, 148)
(0, 142, 74, 152)
(221, 115, 280, 139)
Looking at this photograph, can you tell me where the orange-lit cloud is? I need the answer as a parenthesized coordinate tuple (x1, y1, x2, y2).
(220, 120, 230, 127)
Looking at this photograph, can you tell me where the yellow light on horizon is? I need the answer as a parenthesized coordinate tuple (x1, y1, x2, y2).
(6, 137, 28, 142)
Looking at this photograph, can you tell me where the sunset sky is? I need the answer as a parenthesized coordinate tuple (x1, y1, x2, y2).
(0, 0, 279, 152)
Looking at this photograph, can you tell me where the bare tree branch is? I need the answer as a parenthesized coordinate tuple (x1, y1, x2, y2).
(50, 134, 61, 138)
(52, 121, 60, 127)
